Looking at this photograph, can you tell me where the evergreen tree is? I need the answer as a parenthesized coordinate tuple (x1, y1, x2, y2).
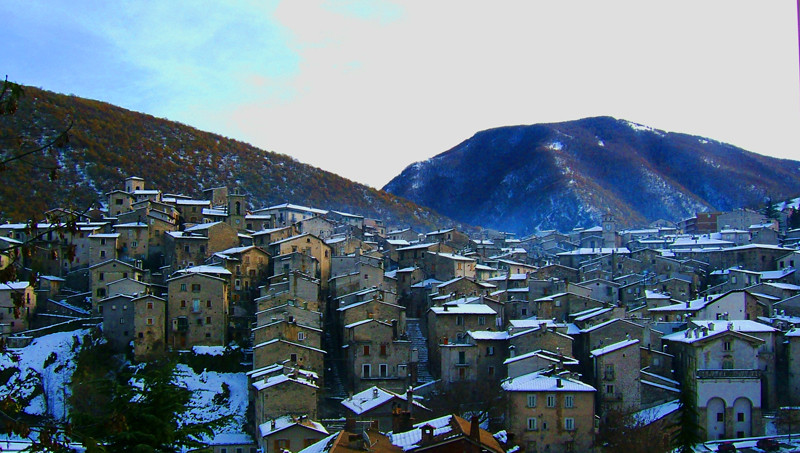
(72, 360, 225, 452)
(671, 385, 703, 453)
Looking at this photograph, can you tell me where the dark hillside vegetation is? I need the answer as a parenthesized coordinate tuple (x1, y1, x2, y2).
(0, 85, 460, 231)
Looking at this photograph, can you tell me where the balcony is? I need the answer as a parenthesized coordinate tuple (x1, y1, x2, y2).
(455, 361, 470, 367)
(602, 371, 615, 381)
(604, 392, 624, 401)
(696, 369, 761, 380)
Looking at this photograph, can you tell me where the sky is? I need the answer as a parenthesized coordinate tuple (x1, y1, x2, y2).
(3, 1, 800, 189)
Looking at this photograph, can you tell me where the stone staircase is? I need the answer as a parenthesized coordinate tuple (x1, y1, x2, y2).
(406, 318, 435, 384)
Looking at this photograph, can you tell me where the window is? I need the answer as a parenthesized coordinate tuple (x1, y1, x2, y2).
(180, 283, 187, 291)
(564, 418, 575, 431)
(546, 394, 556, 407)
(180, 300, 187, 308)
(363, 345, 370, 356)
(456, 315, 464, 326)
(184, 245, 190, 253)
(119, 318, 125, 324)
(487, 346, 495, 356)
(206, 300, 212, 308)
(458, 351, 466, 365)
(96, 288, 106, 297)
(131, 241, 137, 248)
(147, 318, 154, 326)
(737, 412, 745, 422)
(362, 364, 371, 378)
(605, 384, 615, 394)
(379, 364, 388, 377)
(192, 299, 200, 313)
(191, 284, 201, 293)
(98, 272, 105, 281)
(298, 331, 305, 341)
(205, 316, 211, 324)
(723, 341, 732, 351)
(565, 395, 574, 408)
(488, 366, 495, 376)
(380, 344, 387, 356)
(527, 395, 537, 407)
(478, 316, 486, 326)
(290, 353, 298, 363)
(527, 417, 538, 431)
(717, 412, 724, 422)
(521, 308, 528, 316)
(146, 301, 154, 309)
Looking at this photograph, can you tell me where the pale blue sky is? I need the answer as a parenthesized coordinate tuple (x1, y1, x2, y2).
(3, 1, 799, 188)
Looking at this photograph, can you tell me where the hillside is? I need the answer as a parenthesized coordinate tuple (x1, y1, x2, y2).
(0, 85, 459, 231)
(383, 117, 800, 234)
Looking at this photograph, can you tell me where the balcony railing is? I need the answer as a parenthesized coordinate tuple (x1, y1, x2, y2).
(455, 361, 470, 367)
(696, 369, 761, 380)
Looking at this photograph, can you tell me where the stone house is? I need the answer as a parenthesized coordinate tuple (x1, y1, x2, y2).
(132, 294, 166, 360)
(395, 243, 452, 269)
(253, 318, 322, 350)
(343, 318, 411, 393)
(255, 301, 322, 331)
(253, 203, 328, 229)
(663, 324, 766, 440)
(502, 371, 596, 453)
(251, 366, 320, 430)
(253, 338, 325, 381)
(422, 252, 476, 282)
(0, 282, 37, 334)
(437, 342, 480, 383)
(89, 259, 145, 305)
(426, 303, 497, 377)
(533, 292, 606, 322)
(425, 228, 471, 250)
(105, 277, 150, 299)
(258, 415, 329, 453)
(329, 262, 385, 300)
(589, 338, 641, 419)
(295, 215, 336, 240)
(87, 233, 119, 267)
(264, 271, 320, 306)
(340, 386, 431, 432)
(270, 234, 332, 291)
(337, 298, 406, 336)
(107, 189, 135, 217)
(115, 222, 149, 262)
(509, 324, 575, 358)
(251, 226, 299, 248)
(387, 227, 420, 242)
(505, 350, 580, 379)
(166, 271, 230, 349)
(98, 294, 136, 351)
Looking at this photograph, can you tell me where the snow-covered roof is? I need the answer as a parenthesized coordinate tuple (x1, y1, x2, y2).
(341, 386, 429, 415)
(590, 339, 639, 357)
(0, 281, 30, 291)
(429, 304, 496, 315)
(258, 415, 328, 438)
(173, 265, 232, 276)
(468, 330, 509, 341)
(501, 372, 596, 392)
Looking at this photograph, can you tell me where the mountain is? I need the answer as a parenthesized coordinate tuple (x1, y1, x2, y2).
(383, 117, 800, 235)
(0, 85, 459, 231)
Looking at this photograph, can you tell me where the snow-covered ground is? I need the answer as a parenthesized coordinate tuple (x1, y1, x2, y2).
(0, 329, 91, 421)
(173, 362, 251, 444)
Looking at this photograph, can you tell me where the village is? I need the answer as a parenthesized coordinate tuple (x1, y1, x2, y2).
(4, 175, 800, 453)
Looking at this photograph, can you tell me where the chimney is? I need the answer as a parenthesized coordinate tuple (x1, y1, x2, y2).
(469, 415, 481, 441)
(373, 387, 379, 399)
(392, 319, 398, 340)
(406, 387, 414, 415)
(443, 305, 449, 311)
(556, 378, 563, 388)
(421, 425, 434, 444)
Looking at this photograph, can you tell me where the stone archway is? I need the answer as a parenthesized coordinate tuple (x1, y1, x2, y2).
(732, 397, 753, 438)
(706, 397, 726, 440)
